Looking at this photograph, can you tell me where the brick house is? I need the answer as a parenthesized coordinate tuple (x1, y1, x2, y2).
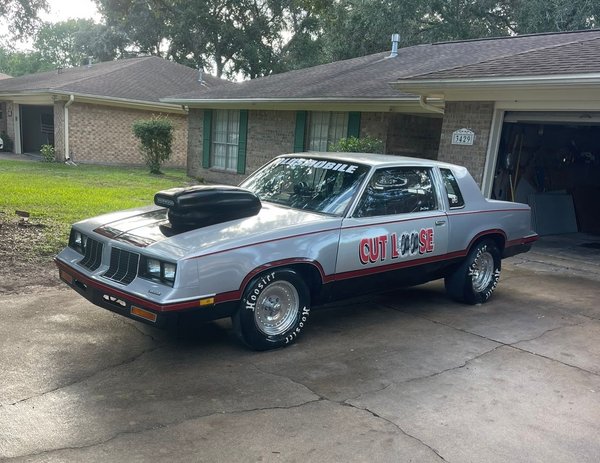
(164, 29, 600, 235)
(0, 57, 230, 167)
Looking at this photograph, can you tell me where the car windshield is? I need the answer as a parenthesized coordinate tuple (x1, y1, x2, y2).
(241, 157, 370, 216)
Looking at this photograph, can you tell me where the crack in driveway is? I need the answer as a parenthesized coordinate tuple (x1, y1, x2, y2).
(0, 398, 325, 461)
(4, 345, 162, 407)
(385, 306, 598, 377)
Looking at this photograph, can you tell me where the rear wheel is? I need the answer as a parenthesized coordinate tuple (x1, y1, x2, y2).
(233, 269, 311, 350)
(445, 240, 501, 304)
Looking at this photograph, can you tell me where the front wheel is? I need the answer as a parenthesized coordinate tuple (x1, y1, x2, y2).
(233, 269, 311, 350)
(445, 240, 501, 304)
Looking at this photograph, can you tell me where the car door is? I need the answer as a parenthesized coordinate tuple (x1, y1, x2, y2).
(335, 165, 449, 283)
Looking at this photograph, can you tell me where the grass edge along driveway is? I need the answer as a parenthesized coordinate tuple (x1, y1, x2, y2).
(0, 160, 197, 256)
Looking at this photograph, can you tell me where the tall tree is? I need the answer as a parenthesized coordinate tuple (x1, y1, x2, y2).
(0, 47, 51, 76)
(93, 0, 334, 78)
(417, 0, 513, 42)
(510, 0, 599, 34)
(0, 0, 48, 38)
(34, 19, 128, 68)
(317, 0, 424, 62)
(94, 0, 168, 56)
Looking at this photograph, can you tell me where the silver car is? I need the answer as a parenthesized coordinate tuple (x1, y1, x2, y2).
(55, 152, 538, 350)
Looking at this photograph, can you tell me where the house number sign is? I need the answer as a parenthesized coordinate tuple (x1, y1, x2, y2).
(451, 128, 475, 146)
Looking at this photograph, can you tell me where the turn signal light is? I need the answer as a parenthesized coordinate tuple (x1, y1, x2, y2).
(131, 306, 157, 323)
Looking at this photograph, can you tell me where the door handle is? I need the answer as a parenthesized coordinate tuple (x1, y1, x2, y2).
(435, 220, 446, 226)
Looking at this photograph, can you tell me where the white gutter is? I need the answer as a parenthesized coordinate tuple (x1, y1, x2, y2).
(159, 96, 419, 105)
(393, 72, 600, 91)
(419, 95, 444, 114)
(64, 94, 74, 161)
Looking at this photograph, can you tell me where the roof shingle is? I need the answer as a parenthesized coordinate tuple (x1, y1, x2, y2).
(165, 29, 600, 102)
(0, 56, 231, 103)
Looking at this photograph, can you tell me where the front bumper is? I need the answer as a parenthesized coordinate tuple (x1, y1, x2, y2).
(55, 258, 238, 326)
(56, 259, 176, 327)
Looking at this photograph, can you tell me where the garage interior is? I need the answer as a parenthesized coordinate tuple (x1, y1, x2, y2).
(492, 112, 600, 239)
(20, 104, 54, 154)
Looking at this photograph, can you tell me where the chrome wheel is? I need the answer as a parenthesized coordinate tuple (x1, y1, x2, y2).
(254, 281, 299, 336)
(470, 251, 495, 292)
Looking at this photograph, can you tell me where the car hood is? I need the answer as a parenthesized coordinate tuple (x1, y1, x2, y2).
(76, 203, 341, 260)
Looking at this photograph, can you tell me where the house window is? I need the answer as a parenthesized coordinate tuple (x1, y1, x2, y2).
(202, 109, 248, 174)
(306, 111, 349, 151)
(211, 109, 240, 172)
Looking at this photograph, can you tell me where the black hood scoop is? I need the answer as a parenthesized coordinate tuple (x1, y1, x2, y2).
(154, 185, 262, 231)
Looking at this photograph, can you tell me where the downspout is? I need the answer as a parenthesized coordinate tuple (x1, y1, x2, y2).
(419, 95, 444, 114)
(64, 95, 75, 161)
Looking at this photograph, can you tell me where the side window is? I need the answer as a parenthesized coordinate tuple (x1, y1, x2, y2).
(354, 167, 437, 217)
(440, 168, 465, 209)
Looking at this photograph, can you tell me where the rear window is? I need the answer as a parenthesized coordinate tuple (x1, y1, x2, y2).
(440, 168, 465, 209)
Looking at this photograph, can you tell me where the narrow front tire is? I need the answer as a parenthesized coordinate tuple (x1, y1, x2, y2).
(233, 269, 311, 350)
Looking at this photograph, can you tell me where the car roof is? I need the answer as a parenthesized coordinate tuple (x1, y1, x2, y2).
(277, 151, 464, 170)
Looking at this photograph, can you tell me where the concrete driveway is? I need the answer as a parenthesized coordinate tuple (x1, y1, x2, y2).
(1, 254, 599, 462)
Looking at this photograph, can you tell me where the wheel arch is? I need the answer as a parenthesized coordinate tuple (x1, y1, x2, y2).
(239, 259, 325, 303)
(467, 229, 506, 256)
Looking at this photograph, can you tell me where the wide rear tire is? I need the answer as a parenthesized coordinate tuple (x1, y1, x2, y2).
(445, 240, 501, 304)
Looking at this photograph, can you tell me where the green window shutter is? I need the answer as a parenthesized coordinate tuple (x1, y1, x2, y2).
(347, 112, 361, 138)
(293, 111, 307, 152)
(202, 109, 213, 168)
(237, 109, 248, 174)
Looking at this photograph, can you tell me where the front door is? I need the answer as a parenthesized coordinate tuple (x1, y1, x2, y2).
(335, 166, 449, 288)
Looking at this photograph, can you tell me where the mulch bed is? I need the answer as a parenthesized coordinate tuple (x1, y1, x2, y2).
(0, 215, 61, 295)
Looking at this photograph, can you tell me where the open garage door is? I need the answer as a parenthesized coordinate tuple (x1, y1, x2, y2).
(20, 104, 54, 153)
(492, 111, 600, 236)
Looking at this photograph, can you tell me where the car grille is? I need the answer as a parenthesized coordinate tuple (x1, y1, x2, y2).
(103, 248, 140, 285)
(78, 238, 103, 271)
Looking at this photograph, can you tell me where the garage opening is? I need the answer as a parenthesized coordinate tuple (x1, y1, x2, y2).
(492, 112, 600, 236)
(20, 104, 54, 153)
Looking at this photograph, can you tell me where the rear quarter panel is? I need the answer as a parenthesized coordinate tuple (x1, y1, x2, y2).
(445, 166, 534, 253)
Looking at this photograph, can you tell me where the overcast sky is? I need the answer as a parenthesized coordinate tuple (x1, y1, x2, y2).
(1, 0, 100, 49)
(40, 0, 100, 23)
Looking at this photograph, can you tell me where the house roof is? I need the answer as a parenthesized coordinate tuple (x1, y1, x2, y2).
(397, 35, 600, 81)
(164, 29, 600, 105)
(0, 56, 231, 104)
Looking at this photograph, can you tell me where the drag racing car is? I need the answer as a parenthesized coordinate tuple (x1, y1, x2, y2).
(55, 152, 537, 350)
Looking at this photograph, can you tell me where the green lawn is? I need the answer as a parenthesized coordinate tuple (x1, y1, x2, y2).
(0, 160, 198, 255)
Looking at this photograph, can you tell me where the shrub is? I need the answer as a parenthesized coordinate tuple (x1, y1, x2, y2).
(1, 131, 13, 152)
(40, 144, 55, 162)
(132, 116, 174, 174)
(329, 136, 384, 153)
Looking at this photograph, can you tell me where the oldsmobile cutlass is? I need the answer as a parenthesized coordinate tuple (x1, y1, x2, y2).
(55, 152, 537, 350)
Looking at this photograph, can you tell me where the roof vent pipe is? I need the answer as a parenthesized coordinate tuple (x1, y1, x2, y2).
(389, 33, 400, 58)
(87, 56, 93, 68)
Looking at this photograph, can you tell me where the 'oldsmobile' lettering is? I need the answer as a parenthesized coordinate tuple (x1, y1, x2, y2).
(276, 157, 359, 173)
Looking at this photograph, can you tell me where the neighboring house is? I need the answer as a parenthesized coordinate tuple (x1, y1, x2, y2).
(0, 73, 11, 138)
(0, 57, 230, 166)
(163, 29, 600, 235)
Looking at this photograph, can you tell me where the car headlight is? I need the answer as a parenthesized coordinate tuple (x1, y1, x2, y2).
(69, 229, 88, 255)
(140, 256, 177, 287)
